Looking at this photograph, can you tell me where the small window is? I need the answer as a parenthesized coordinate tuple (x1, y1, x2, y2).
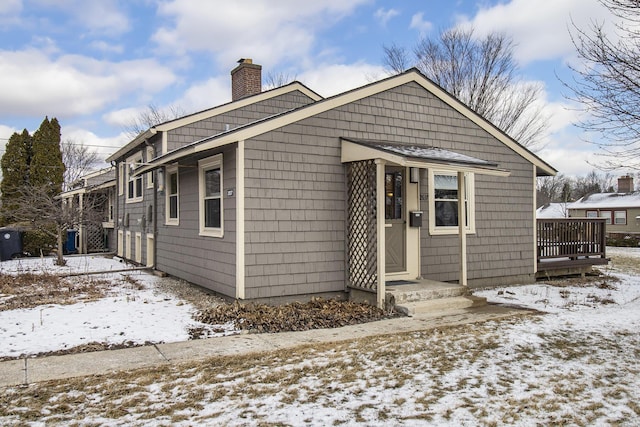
(586, 211, 598, 218)
(599, 210, 612, 225)
(165, 166, 179, 225)
(126, 153, 143, 203)
(614, 210, 627, 225)
(428, 170, 475, 235)
(198, 155, 223, 237)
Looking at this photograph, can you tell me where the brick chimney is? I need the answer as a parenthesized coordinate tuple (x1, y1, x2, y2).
(617, 175, 634, 193)
(231, 58, 262, 101)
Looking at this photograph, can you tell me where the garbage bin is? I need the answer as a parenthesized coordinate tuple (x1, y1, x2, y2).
(65, 230, 78, 254)
(0, 228, 23, 261)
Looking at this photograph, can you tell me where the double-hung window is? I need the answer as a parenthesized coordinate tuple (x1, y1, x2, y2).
(126, 153, 143, 203)
(198, 155, 223, 237)
(165, 166, 179, 225)
(428, 170, 475, 235)
(614, 210, 627, 225)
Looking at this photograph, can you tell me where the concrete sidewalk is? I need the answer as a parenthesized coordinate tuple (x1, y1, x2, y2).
(0, 304, 534, 388)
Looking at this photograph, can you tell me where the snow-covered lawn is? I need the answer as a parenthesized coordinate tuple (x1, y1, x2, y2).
(0, 255, 235, 359)
(1, 248, 639, 425)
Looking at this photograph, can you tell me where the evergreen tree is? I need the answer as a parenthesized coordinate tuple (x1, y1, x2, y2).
(30, 117, 65, 195)
(0, 129, 32, 224)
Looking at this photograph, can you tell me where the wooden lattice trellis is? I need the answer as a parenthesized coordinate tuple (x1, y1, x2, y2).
(346, 160, 378, 292)
(86, 223, 106, 252)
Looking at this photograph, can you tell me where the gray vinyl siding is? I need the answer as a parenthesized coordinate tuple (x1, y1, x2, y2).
(243, 81, 536, 297)
(155, 145, 237, 296)
(165, 91, 315, 152)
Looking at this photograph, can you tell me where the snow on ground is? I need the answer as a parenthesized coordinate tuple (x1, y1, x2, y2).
(1, 249, 640, 425)
(0, 255, 235, 358)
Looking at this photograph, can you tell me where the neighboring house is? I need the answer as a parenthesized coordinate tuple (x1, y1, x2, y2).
(59, 167, 116, 253)
(105, 59, 556, 307)
(536, 203, 569, 219)
(569, 175, 640, 236)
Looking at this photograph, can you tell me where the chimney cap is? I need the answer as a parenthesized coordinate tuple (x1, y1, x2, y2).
(237, 58, 253, 64)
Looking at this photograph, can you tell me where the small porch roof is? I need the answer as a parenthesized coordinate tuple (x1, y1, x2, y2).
(340, 138, 510, 177)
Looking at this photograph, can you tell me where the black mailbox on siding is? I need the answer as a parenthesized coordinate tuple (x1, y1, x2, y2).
(409, 211, 423, 228)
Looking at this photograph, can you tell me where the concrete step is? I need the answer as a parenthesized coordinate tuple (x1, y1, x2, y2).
(387, 284, 467, 304)
(395, 295, 487, 316)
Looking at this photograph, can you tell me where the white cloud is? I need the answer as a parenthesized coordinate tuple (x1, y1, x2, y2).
(175, 77, 230, 113)
(456, 0, 617, 65)
(297, 62, 386, 97)
(90, 41, 124, 54)
(409, 12, 433, 35)
(0, 49, 176, 118)
(62, 125, 128, 163)
(152, 0, 370, 66)
(0, 0, 21, 16)
(375, 7, 399, 27)
(102, 107, 146, 128)
(33, 0, 130, 35)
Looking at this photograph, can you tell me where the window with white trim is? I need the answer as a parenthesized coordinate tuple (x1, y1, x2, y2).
(428, 170, 475, 235)
(599, 210, 612, 225)
(165, 166, 179, 225)
(198, 155, 223, 237)
(586, 210, 598, 218)
(126, 153, 143, 202)
(614, 210, 627, 225)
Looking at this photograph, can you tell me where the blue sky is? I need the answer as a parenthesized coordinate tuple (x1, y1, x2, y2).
(0, 0, 619, 176)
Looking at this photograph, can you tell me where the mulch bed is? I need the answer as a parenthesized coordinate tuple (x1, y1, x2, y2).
(194, 298, 402, 334)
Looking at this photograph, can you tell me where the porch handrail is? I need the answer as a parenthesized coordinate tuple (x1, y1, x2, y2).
(537, 218, 606, 261)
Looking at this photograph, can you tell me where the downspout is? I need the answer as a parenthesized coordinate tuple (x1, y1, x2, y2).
(144, 138, 158, 270)
(110, 160, 118, 254)
(458, 171, 468, 287)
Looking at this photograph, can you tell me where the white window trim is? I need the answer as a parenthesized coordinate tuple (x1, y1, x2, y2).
(135, 232, 142, 263)
(125, 231, 132, 259)
(599, 210, 612, 225)
(198, 154, 224, 238)
(428, 170, 476, 235)
(146, 146, 155, 189)
(614, 210, 627, 225)
(117, 230, 124, 257)
(126, 153, 143, 203)
(165, 165, 179, 226)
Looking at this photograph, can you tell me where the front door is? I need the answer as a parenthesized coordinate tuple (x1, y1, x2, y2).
(385, 167, 406, 273)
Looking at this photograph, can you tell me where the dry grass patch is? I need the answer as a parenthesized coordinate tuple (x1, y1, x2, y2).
(0, 273, 127, 311)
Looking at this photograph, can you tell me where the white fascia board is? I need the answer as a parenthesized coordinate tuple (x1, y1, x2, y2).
(106, 129, 157, 162)
(191, 71, 555, 176)
(155, 83, 323, 132)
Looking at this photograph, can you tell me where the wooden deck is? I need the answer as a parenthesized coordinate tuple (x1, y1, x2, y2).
(536, 218, 609, 276)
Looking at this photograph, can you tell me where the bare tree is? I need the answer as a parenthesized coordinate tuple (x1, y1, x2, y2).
(537, 174, 571, 206)
(123, 104, 186, 139)
(382, 43, 410, 75)
(384, 28, 549, 149)
(4, 184, 105, 265)
(566, 0, 640, 169)
(263, 71, 297, 90)
(62, 139, 100, 191)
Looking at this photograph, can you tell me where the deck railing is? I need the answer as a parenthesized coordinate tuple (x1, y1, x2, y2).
(537, 218, 607, 261)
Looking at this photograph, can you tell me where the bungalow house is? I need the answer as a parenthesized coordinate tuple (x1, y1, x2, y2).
(105, 59, 556, 307)
(568, 175, 640, 237)
(59, 167, 116, 254)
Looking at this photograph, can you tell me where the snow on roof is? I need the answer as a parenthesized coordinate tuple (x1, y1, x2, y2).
(346, 139, 498, 167)
(568, 192, 640, 210)
(536, 203, 569, 218)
